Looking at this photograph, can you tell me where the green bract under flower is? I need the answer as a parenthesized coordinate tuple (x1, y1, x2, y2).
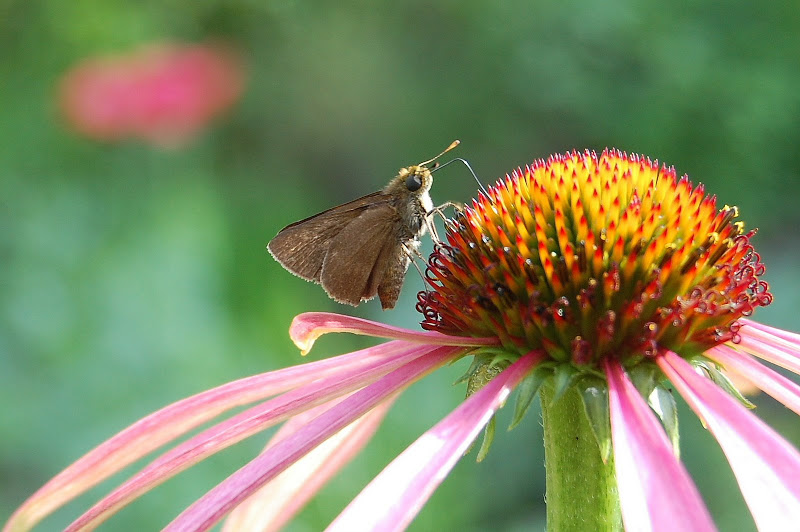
(418, 149, 773, 370)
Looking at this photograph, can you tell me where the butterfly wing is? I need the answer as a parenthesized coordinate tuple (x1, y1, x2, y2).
(376, 239, 417, 309)
(320, 203, 401, 306)
(267, 192, 390, 282)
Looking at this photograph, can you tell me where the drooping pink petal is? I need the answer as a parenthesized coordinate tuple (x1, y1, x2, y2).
(222, 396, 395, 532)
(326, 350, 544, 532)
(290, 312, 499, 355)
(736, 332, 800, 375)
(707, 346, 800, 416)
(164, 346, 461, 532)
(658, 350, 800, 530)
(741, 319, 800, 348)
(64, 342, 447, 531)
(604, 359, 715, 532)
(4, 340, 420, 532)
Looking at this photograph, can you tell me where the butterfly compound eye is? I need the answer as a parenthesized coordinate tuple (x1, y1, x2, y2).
(405, 173, 423, 191)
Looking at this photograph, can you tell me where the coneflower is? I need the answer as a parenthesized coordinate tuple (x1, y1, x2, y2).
(6, 149, 800, 532)
(416, 148, 799, 530)
(58, 42, 245, 148)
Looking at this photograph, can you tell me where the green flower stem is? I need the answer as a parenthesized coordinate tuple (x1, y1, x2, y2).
(540, 383, 622, 532)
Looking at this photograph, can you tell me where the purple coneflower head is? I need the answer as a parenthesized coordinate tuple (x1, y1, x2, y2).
(417, 148, 800, 530)
(5, 149, 800, 532)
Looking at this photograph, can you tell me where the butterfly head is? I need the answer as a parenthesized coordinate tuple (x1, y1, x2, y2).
(383, 140, 460, 200)
(387, 165, 434, 196)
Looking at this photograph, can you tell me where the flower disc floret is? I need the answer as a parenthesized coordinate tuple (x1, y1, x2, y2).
(418, 149, 772, 368)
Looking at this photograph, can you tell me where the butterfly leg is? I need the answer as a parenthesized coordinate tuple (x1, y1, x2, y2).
(425, 202, 464, 243)
(403, 241, 431, 295)
(433, 201, 465, 213)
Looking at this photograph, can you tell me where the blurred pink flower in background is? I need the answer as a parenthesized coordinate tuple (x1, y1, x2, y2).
(58, 42, 245, 148)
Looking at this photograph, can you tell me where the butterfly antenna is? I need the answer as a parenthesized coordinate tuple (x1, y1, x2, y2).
(432, 157, 489, 197)
(418, 140, 460, 167)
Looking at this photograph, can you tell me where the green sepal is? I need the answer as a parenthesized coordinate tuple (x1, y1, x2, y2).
(476, 415, 497, 462)
(649, 385, 680, 457)
(454, 355, 486, 386)
(579, 378, 612, 463)
(466, 359, 510, 398)
(551, 364, 579, 404)
(470, 347, 521, 361)
(701, 362, 756, 410)
(454, 351, 498, 386)
(508, 366, 550, 431)
(456, 349, 515, 385)
(627, 362, 660, 399)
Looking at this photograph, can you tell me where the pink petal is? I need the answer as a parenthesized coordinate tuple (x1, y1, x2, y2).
(326, 350, 544, 532)
(604, 359, 715, 532)
(164, 346, 461, 531)
(741, 319, 800, 348)
(65, 342, 447, 531)
(5, 340, 414, 532)
(223, 397, 395, 532)
(707, 346, 800, 416)
(736, 332, 800, 375)
(658, 350, 800, 530)
(290, 312, 499, 355)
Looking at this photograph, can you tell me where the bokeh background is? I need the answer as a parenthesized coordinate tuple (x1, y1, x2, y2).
(3, 1, 800, 530)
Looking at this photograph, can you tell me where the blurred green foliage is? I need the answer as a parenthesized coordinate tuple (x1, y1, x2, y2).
(2, 1, 800, 530)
